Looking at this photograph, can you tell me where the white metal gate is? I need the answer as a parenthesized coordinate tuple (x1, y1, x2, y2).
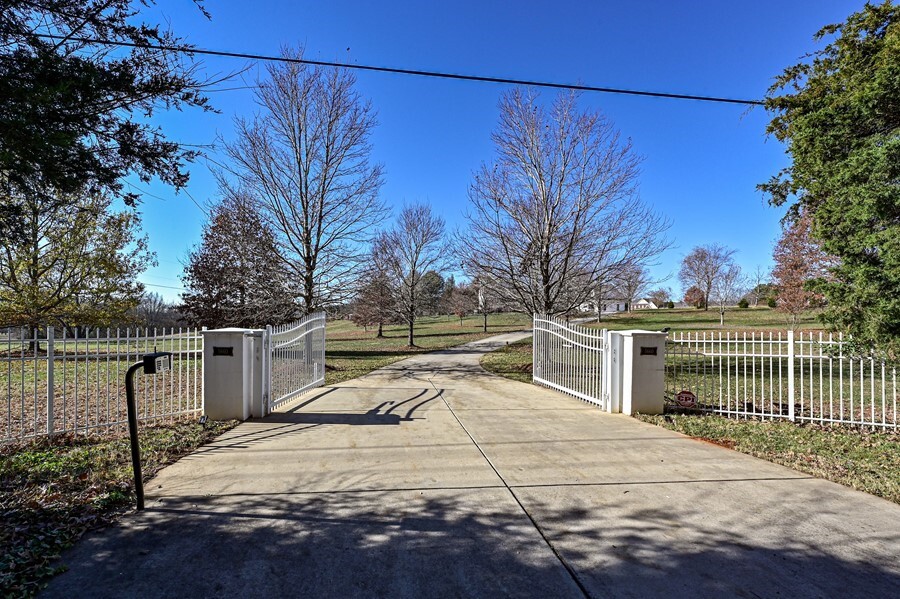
(532, 315, 611, 410)
(263, 312, 326, 412)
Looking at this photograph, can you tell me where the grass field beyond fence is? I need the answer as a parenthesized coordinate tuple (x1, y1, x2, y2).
(325, 313, 531, 384)
(585, 306, 822, 332)
(1, 329, 203, 442)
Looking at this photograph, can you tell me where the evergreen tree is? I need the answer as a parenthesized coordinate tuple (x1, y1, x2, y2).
(181, 191, 297, 328)
(1, 1, 213, 212)
(761, 2, 900, 353)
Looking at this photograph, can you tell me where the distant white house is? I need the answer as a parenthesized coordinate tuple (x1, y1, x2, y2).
(632, 298, 658, 310)
(579, 299, 628, 314)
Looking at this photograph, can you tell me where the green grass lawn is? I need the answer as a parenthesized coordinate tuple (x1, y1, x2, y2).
(0, 418, 238, 597)
(585, 306, 823, 333)
(479, 338, 533, 384)
(325, 313, 531, 384)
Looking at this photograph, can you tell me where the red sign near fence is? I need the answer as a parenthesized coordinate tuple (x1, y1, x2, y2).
(676, 390, 697, 408)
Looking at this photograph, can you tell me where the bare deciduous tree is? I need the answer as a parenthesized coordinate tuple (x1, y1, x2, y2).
(678, 244, 738, 311)
(615, 263, 653, 312)
(468, 273, 502, 332)
(134, 292, 181, 328)
(379, 204, 448, 347)
(748, 265, 770, 306)
(709, 264, 745, 326)
(223, 47, 387, 314)
(350, 270, 395, 337)
(461, 88, 670, 316)
(450, 282, 477, 326)
(647, 287, 672, 307)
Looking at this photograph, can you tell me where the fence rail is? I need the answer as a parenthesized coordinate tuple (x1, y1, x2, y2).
(1, 326, 203, 442)
(667, 330, 897, 429)
(265, 313, 326, 411)
(533, 315, 608, 409)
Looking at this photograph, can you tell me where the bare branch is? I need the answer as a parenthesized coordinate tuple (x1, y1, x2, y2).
(460, 87, 670, 316)
(221, 46, 387, 314)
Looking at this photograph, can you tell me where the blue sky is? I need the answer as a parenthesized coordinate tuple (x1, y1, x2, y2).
(133, 0, 868, 302)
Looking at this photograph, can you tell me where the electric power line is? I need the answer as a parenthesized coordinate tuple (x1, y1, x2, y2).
(35, 34, 764, 106)
(182, 188, 209, 216)
(142, 282, 185, 291)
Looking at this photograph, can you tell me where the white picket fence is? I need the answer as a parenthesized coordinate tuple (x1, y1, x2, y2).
(1, 327, 203, 442)
(667, 330, 898, 429)
(264, 312, 326, 411)
(532, 315, 609, 409)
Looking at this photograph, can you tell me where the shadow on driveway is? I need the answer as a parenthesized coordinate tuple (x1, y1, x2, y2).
(41, 487, 899, 598)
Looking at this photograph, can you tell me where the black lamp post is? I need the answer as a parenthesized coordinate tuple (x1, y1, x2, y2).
(125, 352, 172, 510)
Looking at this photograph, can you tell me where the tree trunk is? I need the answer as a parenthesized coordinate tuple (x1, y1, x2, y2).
(407, 317, 414, 347)
(29, 324, 42, 354)
(482, 311, 487, 333)
(719, 308, 725, 326)
(376, 322, 383, 338)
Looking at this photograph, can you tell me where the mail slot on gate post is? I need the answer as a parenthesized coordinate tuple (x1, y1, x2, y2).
(606, 330, 666, 415)
(201, 328, 264, 421)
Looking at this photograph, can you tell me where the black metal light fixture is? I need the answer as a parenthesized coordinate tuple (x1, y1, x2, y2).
(125, 352, 172, 510)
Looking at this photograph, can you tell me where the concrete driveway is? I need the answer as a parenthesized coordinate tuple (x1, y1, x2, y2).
(43, 333, 900, 598)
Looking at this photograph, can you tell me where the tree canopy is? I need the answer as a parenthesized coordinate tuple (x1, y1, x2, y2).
(0, 191, 152, 328)
(462, 88, 670, 316)
(181, 190, 297, 328)
(760, 1, 900, 354)
(0, 0, 212, 209)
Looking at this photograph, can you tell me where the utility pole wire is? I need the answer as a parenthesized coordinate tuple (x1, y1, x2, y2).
(141, 283, 185, 291)
(34, 34, 764, 106)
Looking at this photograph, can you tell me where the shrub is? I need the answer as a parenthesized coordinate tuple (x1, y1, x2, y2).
(738, 298, 749, 309)
(767, 297, 777, 308)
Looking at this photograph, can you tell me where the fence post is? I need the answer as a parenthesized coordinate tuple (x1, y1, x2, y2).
(601, 329, 610, 412)
(263, 324, 273, 416)
(320, 314, 326, 384)
(532, 315, 537, 383)
(46, 326, 54, 436)
(787, 329, 795, 421)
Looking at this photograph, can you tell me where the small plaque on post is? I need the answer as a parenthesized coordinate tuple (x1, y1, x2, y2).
(640, 346, 657, 356)
(213, 346, 234, 357)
